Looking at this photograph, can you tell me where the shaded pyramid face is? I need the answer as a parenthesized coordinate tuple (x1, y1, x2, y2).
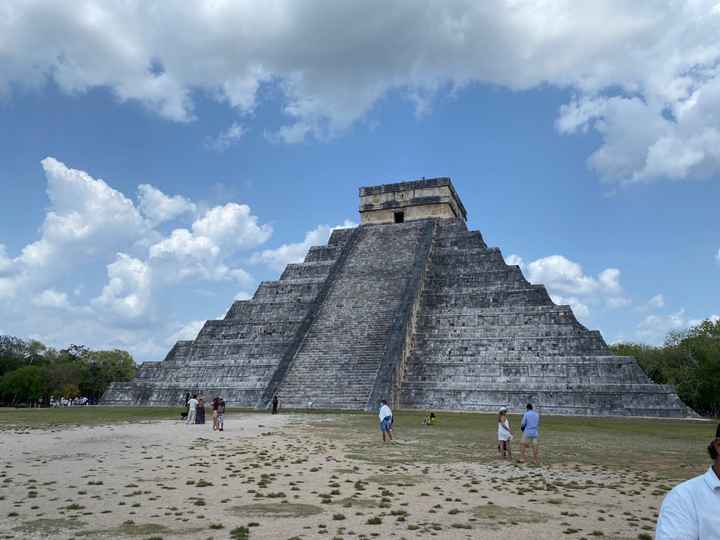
(104, 178, 691, 417)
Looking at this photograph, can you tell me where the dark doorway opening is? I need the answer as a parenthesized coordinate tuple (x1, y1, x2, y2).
(394, 211, 405, 223)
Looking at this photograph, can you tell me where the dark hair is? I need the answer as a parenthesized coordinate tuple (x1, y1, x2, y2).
(526, 403, 533, 410)
(710, 441, 719, 461)
(192, 394, 197, 399)
(381, 399, 387, 405)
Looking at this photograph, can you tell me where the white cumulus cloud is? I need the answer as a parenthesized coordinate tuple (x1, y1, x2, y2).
(0, 158, 270, 360)
(205, 122, 247, 152)
(506, 253, 630, 320)
(165, 320, 206, 345)
(138, 184, 196, 226)
(636, 309, 690, 344)
(20, 157, 146, 277)
(251, 220, 355, 272)
(2, 2, 720, 181)
(32, 289, 72, 310)
(549, 295, 590, 319)
(93, 253, 152, 321)
(192, 203, 272, 251)
(647, 294, 665, 309)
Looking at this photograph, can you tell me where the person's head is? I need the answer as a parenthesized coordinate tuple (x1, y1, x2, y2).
(526, 403, 533, 411)
(192, 394, 197, 399)
(380, 399, 387, 406)
(708, 424, 720, 462)
(430, 412, 436, 418)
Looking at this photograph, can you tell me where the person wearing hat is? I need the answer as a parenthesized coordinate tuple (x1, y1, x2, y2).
(656, 423, 720, 538)
(497, 407, 513, 460)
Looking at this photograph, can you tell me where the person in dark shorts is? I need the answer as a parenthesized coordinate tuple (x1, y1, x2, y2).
(196, 397, 206, 424)
(272, 394, 279, 414)
(217, 397, 225, 431)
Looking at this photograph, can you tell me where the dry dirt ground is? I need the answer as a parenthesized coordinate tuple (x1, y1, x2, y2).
(0, 409, 713, 540)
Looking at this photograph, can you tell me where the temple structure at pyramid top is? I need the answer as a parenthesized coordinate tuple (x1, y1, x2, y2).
(104, 177, 693, 417)
(359, 177, 467, 224)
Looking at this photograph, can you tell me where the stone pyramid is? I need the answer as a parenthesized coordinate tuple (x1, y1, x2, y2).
(104, 178, 691, 416)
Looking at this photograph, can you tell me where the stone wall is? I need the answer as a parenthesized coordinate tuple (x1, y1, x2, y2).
(102, 228, 355, 406)
(359, 177, 467, 224)
(397, 219, 690, 417)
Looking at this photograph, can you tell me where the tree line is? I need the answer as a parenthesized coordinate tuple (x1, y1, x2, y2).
(0, 336, 136, 406)
(610, 318, 720, 417)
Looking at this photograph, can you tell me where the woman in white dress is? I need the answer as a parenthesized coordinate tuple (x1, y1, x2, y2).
(497, 407, 513, 460)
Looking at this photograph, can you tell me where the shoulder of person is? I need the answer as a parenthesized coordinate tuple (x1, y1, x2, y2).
(663, 476, 702, 507)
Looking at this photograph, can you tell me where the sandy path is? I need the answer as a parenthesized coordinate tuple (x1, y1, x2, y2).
(0, 413, 663, 539)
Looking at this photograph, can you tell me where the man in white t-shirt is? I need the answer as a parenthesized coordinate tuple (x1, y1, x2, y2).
(379, 400, 393, 443)
(186, 394, 198, 425)
(656, 423, 720, 539)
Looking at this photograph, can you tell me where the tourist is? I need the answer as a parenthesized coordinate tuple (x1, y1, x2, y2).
(272, 394, 279, 414)
(379, 399, 393, 443)
(497, 407, 513, 460)
(186, 394, 198, 424)
(212, 397, 220, 431)
(217, 397, 225, 432)
(423, 412, 437, 426)
(196, 397, 206, 424)
(181, 392, 190, 420)
(656, 423, 720, 538)
(519, 403, 540, 464)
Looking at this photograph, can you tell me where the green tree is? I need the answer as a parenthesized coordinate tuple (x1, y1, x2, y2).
(0, 365, 48, 405)
(80, 350, 136, 400)
(611, 318, 720, 417)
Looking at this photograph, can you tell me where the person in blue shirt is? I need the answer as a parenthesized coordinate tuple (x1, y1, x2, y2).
(520, 403, 540, 465)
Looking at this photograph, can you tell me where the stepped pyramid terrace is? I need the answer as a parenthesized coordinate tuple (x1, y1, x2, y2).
(103, 178, 691, 417)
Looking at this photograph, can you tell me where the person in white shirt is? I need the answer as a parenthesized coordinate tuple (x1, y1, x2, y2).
(186, 394, 199, 425)
(497, 407, 513, 460)
(656, 423, 720, 539)
(378, 400, 393, 443)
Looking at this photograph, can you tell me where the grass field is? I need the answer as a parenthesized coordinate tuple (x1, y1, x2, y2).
(0, 406, 713, 480)
(1, 407, 716, 539)
(306, 410, 714, 481)
(0, 406, 180, 428)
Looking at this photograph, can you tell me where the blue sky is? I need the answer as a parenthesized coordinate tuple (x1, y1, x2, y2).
(0, 2, 718, 361)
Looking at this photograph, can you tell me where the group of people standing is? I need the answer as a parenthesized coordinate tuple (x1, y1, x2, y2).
(184, 393, 225, 431)
(497, 403, 540, 464)
(176, 392, 719, 537)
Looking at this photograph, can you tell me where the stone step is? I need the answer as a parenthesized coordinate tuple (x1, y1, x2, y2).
(278, 222, 430, 406)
